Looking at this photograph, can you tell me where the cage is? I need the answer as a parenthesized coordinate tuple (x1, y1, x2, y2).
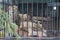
(0, 0, 60, 40)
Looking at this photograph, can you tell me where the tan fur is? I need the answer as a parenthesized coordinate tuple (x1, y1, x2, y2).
(8, 5, 18, 22)
(18, 14, 31, 21)
(19, 21, 43, 36)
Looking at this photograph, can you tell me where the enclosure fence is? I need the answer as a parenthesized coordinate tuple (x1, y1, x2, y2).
(0, 0, 60, 40)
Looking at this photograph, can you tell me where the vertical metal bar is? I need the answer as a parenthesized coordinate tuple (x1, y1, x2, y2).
(17, 0, 19, 36)
(7, 0, 10, 38)
(55, 2, 57, 37)
(1, 0, 3, 39)
(2, 0, 5, 37)
(32, 0, 33, 36)
(53, 5, 55, 37)
(12, 0, 14, 23)
(54, 9, 55, 37)
(56, 0, 58, 37)
(37, 0, 38, 36)
(42, 0, 43, 37)
(47, 0, 48, 37)
(10, 0, 14, 37)
(2, 0, 4, 10)
(9, 0, 10, 37)
(52, 0, 56, 37)
(4, 0, 6, 11)
(27, 0, 28, 37)
(7, 0, 9, 14)
(51, 0, 54, 37)
(53, 1, 57, 36)
(5, 0, 7, 11)
(22, 0, 24, 37)
(54, 2, 56, 37)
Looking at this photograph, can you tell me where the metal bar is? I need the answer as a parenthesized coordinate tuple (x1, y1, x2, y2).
(2, 0, 5, 37)
(12, 1, 14, 23)
(49, 1, 52, 33)
(7, 0, 9, 13)
(37, 0, 38, 36)
(7, 0, 10, 37)
(56, 0, 59, 37)
(42, 0, 43, 37)
(51, 0, 53, 37)
(32, 0, 33, 36)
(47, 0, 48, 37)
(53, 9, 55, 37)
(1, 0, 3, 39)
(27, 0, 28, 37)
(54, 2, 57, 36)
(2, 0, 4, 10)
(22, 0, 24, 37)
(53, 1, 57, 37)
(48, 3, 60, 6)
(51, 0, 54, 38)
(46, 30, 60, 32)
(17, 0, 20, 36)
(4, 0, 6, 11)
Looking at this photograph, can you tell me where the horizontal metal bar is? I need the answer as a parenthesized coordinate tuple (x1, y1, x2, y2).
(47, 30, 60, 33)
(47, 3, 60, 6)
(1, 37, 60, 39)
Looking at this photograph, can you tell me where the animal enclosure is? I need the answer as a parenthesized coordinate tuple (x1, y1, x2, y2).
(0, 0, 60, 40)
